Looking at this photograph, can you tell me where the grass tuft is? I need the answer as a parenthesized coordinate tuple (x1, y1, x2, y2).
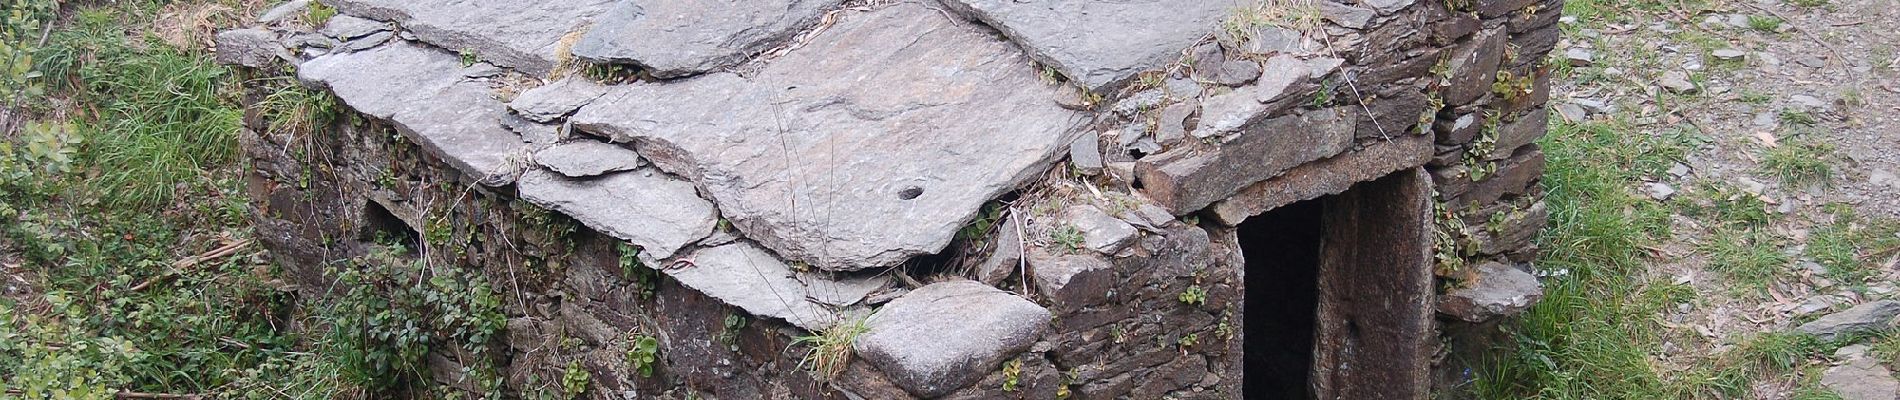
(791, 315, 870, 382)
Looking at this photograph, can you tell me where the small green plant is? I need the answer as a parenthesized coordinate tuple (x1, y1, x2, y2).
(1001, 358, 1023, 392)
(460, 48, 479, 67)
(791, 316, 869, 382)
(627, 335, 660, 378)
(1492, 70, 1534, 102)
(306, 1, 338, 25)
(561, 360, 591, 398)
(618, 242, 658, 299)
(1051, 224, 1085, 254)
(1737, 90, 1773, 104)
(1178, 285, 1208, 305)
(1786, 0, 1828, 6)
(718, 313, 747, 352)
(1779, 108, 1819, 126)
(1179, 333, 1200, 349)
(1746, 15, 1783, 32)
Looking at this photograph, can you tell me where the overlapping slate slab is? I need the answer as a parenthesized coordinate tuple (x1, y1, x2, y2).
(572, 3, 1087, 271)
(298, 41, 526, 185)
(517, 168, 716, 261)
(1209, 132, 1435, 225)
(323, 0, 616, 76)
(941, 0, 1232, 92)
(664, 241, 889, 330)
(1137, 107, 1359, 215)
(573, 0, 844, 78)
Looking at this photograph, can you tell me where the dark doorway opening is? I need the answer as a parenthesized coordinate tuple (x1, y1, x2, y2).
(1239, 198, 1324, 400)
(1237, 168, 1437, 400)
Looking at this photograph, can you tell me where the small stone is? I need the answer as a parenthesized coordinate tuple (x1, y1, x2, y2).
(1643, 182, 1676, 201)
(1216, 57, 1261, 86)
(1790, 295, 1842, 317)
(510, 78, 610, 122)
(1736, 177, 1767, 196)
(855, 280, 1051, 398)
(214, 28, 284, 68)
(1555, 103, 1587, 122)
(1029, 252, 1115, 308)
(1821, 357, 1900, 400)
(1069, 136, 1105, 176)
(1112, 89, 1167, 118)
(1163, 78, 1202, 100)
(1797, 300, 1900, 341)
(533, 141, 644, 178)
(1053, 87, 1092, 110)
(1438, 262, 1544, 322)
(1870, 169, 1897, 188)
(1659, 70, 1696, 94)
(1794, 55, 1826, 68)
(1668, 163, 1692, 178)
(1061, 205, 1139, 255)
(1725, 14, 1750, 29)
(1834, 343, 1872, 359)
(257, 0, 312, 24)
(1790, 94, 1827, 109)
(1752, 112, 1778, 128)
(1153, 102, 1197, 144)
(1318, 2, 1375, 29)
(1710, 48, 1746, 61)
(1573, 98, 1613, 114)
(1564, 48, 1595, 67)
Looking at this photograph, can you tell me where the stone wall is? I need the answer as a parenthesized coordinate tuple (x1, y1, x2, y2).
(222, 0, 1560, 398)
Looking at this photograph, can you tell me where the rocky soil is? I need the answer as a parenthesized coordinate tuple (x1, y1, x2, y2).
(1556, 0, 1900, 397)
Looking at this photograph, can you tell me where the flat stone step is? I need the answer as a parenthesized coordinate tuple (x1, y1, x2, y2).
(571, 3, 1087, 272)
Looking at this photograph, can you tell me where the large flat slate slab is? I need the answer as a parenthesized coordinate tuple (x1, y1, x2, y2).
(941, 0, 1232, 92)
(572, 3, 1087, 271)
(516, 169, 716, 261)
(298, 41, 526, 185)
(573, 0, 844, 78)
(324, 0, 616, 76)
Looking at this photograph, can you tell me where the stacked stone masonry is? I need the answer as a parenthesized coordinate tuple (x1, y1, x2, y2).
(220, 0, 1560, 397)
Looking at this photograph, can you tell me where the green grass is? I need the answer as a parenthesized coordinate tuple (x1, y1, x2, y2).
(1761, 137, 1835, 187)
(0, 1, 352, 398)
(1808, 208, 1900, 287)
(1469, 115, 1851, 398)
(1470, 118, 1693, 398)
(1701, 228, 1791, 294)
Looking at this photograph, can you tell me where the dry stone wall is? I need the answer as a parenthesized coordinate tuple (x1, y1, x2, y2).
(220, 0, 1562, 398)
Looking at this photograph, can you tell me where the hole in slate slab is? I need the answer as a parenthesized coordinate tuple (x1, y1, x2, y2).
(897, 186, 924, 200)
(1240, 198, 1322, 400)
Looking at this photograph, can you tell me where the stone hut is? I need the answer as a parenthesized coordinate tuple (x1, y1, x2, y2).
(219, 0, 1558, 398)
